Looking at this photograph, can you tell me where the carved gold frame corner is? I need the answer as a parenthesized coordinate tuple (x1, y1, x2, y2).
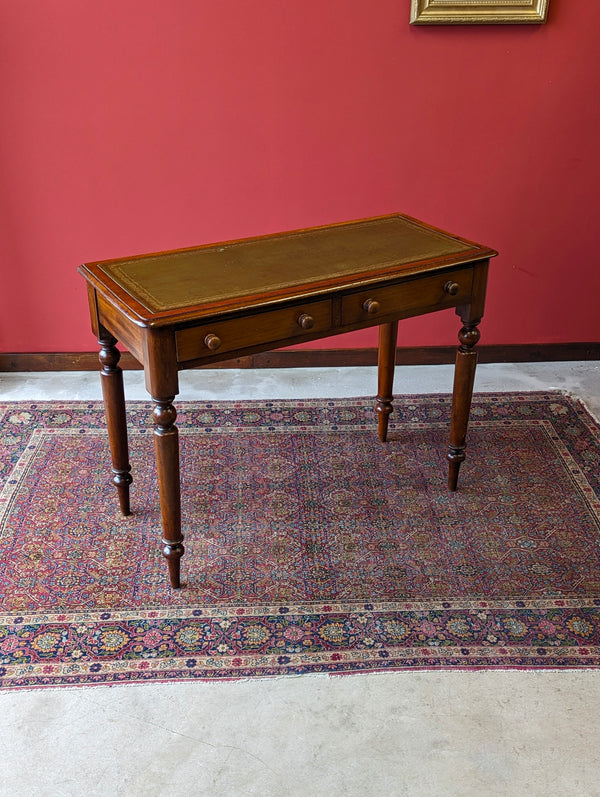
(410, 0, 549, 25)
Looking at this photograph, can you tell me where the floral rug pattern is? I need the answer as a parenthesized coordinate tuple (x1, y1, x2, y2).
(0, 392, 599, 689)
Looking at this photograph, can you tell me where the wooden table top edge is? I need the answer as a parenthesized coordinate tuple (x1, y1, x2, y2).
(78, 212, 497, 330)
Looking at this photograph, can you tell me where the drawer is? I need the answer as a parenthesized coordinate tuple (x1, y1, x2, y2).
(176, 299, 332, 363)
(341, 266, 473, 326)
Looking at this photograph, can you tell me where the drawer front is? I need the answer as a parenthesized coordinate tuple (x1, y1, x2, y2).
(341, 267, 473, 326)
(176, 299, 332, 363)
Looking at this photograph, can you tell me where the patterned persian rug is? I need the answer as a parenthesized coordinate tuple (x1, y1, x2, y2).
(1, 392, 599, 690)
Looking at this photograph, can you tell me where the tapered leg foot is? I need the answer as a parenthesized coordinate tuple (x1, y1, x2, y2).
(162, 539, 185, 589)
(376, 399, 394, 443)
(113, 473, 133, 516)
(447, 452, 464, 492)
(152, 397, 184, 589)
(99, 333, 132, 515)
(375, 321, 398, 443)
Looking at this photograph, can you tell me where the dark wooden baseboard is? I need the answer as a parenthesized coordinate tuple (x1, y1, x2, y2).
(1, 343, 598, 372)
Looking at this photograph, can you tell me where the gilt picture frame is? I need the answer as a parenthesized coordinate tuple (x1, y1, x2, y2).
(410, 0, 549, 25)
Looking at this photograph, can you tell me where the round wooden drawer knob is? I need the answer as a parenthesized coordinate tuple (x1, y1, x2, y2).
(363, 298, 380, 314)
(204, 333, 222, 351)
(444, 281, 460, 296)
(297, 313, 315, 330)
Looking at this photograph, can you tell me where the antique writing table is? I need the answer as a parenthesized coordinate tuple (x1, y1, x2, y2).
(79, 214, 497, 589)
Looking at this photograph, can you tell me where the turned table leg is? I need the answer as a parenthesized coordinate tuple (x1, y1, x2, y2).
(376, 321, 399, 443)
(152, 396, 184, 589)
(448, 319, 481, 491)
(98, 332, 132, 515)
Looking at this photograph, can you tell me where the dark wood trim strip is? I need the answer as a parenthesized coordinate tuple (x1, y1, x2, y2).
(1, 343, 598, 372)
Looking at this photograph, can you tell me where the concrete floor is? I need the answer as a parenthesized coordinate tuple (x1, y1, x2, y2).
(0, 362, 599, 796)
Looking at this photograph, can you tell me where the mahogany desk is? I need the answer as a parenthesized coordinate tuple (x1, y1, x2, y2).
(79, 214, 497, 589)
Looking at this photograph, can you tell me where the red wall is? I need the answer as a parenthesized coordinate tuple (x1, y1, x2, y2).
(1, 0, 598, 353)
